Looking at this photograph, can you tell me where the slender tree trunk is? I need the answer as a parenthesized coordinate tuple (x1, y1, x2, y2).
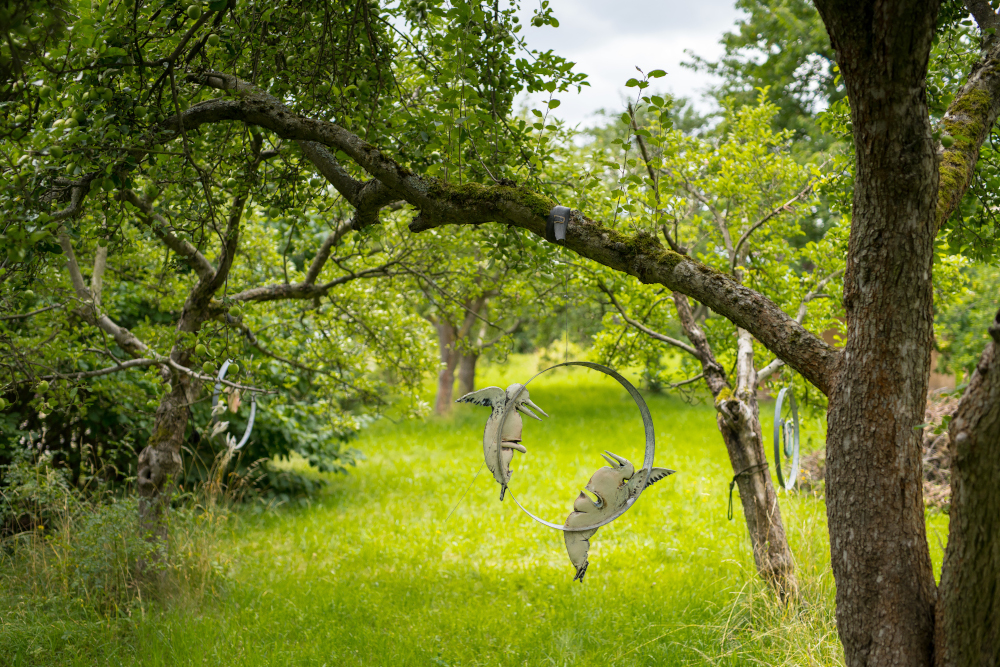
(137, 374, 192, 545)
(936, 309, 1000, 666)
(458, 352, 478, 396)
(720, 329, 797, 599)
(673, 294, 797, 598)
(434, 320, 459, 415)
(813, 3, 940, 664)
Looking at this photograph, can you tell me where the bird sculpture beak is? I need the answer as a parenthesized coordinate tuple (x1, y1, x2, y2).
(516, 399, 547, 421)
(602, 450, 628, 468)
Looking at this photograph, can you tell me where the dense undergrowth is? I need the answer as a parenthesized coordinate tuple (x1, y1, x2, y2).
(0, 356, 950, 666)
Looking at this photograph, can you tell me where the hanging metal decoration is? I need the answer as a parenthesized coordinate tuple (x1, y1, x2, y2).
(211, 359, 257, 451)
(455, 383, 547, 498)
(772, 386, 800, 491)
(457, 361, 675, 582)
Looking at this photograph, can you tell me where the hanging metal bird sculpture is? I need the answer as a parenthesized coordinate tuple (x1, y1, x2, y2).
(564, 451, 674, 582)
(456, 384, 547, 499)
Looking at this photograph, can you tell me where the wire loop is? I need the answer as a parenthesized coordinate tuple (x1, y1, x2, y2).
(773, 387, 800, 491)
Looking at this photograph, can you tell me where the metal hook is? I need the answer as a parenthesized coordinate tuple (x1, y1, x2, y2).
(211, 359, 258, 451)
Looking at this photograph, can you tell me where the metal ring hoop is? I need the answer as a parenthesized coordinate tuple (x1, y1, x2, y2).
(773, 386, 800, 491)
(211, 359, 257, 451)
(496, 361, 656, 533)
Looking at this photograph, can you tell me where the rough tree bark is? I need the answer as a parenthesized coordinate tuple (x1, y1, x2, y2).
(674, 294, 797, 599)
(936, 309, 1000, 666)
(433, 320, 459, 415)
(137, 376, 191, 543)
(812, 2, 940, 664)
(458, 352, 479, 396)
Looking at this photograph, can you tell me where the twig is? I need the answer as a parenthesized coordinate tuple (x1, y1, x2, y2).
(598, 282, 699, 357)
(0, 304, 64, 321)
(730, 167, 828, 274)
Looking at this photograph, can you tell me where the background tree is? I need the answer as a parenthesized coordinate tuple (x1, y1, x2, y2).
(579, 93, 848, 598)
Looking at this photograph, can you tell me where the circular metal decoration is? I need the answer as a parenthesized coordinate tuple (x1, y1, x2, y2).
(772, 386, 800, 491)
(211, 359, 257, 451)
(495, 361, 656, 533)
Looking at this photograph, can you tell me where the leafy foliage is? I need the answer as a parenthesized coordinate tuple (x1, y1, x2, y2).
(0, 0, 588, 487)
(577, 91, 845, 402)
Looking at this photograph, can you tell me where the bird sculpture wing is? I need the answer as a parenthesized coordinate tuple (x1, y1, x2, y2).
(456, 386, 505, 408)
(645, 467, 676, 486)
(630, 467, 676, 496)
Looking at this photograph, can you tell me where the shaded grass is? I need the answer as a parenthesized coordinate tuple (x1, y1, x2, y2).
(0, 356, 949, 665)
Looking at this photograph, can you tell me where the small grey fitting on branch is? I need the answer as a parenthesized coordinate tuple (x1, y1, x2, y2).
(546, 205, 571, 244)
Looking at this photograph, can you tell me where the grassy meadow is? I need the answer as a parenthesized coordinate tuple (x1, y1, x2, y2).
(1, 355, 950, 666)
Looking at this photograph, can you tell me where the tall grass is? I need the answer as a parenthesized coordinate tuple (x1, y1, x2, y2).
(0, 450, 238, 664)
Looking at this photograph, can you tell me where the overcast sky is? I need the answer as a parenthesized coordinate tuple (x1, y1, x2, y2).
(515, 0, 745, 128)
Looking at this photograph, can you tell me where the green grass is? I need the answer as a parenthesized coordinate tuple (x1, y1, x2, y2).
(1, 356, 950, 665)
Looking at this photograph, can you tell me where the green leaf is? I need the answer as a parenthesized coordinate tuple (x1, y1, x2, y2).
(548, 99, 561, 109)
(625, 78, 640, 88)
(648, 69, 667, 78)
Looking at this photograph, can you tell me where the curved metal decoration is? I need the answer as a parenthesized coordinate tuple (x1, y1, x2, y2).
(772, 386, 800, 491)
(211, 359, 257, 450)
(496, 361, 656, 533)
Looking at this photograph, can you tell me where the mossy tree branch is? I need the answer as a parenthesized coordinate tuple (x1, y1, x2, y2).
(174, 72, 840, 396)
(937, 26, 1000, 229)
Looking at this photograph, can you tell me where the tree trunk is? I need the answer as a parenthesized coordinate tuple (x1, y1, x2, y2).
(458, 352, 478, 396)
(137, 375, 191, 546)
(434, 320, 459, 415)
(673, 294, 797, 598)
(813, 3, 940, 664)
(720, 328, 797, 599)
(936, 309, 1000, 666)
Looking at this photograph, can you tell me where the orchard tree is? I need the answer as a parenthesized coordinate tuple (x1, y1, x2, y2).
(687, 0, 845, 142)
(584, 94, 850, 599)
(409, 225, 561, 414)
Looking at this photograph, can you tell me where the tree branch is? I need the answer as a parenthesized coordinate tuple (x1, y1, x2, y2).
(35, 357, 162, 381)
(91, 245, 108, 309)
(668, 373, 704, 389)
(672, 291, 729, 396)
(122, 189, 215, 281)
(731, 178, 818, 274)
(165, 70, 840, 395)
(755, 357, 784, 384)
(598, 282, 700, 357)
(57, 231, 150, 358)
(795, 268, 844, 324)
(0, 303, 64, 321)
(936, 28, 1000, 230)
(227, 262, 400, 303)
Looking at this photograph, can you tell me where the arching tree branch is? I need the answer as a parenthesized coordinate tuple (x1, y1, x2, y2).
(167, 71, 841, 395)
